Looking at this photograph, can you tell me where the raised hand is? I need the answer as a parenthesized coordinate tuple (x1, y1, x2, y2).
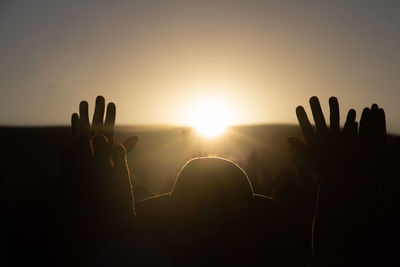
(71, 95, 115, 142)
(59, 96, 138, 255)
(71, 95, 138, 153)
(359, 104, 400, 203)
(288, 96, 358, 179)
(292, 97, 387, 266)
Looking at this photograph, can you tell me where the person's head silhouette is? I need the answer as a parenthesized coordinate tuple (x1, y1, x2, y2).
(172, 157, 253, 197)
(170, 157, 254, 219)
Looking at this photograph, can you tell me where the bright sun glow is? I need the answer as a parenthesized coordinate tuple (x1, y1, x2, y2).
(187, 98, 232, 137)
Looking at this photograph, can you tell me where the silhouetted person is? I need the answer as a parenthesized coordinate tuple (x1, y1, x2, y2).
(136, 157, 303, 266)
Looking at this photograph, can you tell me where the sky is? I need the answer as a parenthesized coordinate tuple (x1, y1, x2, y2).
(1, 0, 400, 133)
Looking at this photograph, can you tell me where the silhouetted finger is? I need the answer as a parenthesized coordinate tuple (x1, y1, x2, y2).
(377, 108, 387, 146)
(92, 134, 111, 168)
(79, 101, 90, 136)
(296, 106, 314, 142)
(329, 97, 340, 133)
(343, 109, 356, 136)
(369, 104, 380, 139)
(71, 113, 80, 137)
(103, 102, 116, 142)
(349, 122, 358, 142)
(122, 136, 139, 154)
(92, 96, 105, 133)
(310, 96, 327, 132)
(359, 107, 371, 142)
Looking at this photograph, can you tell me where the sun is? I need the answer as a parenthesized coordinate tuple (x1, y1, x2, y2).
(187, 98, 231, 137)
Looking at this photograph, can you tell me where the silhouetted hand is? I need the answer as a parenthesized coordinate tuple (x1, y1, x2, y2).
(288, 96, 358, 179)
(359, 104, 400, 206)
(291, 98, 387, 266)
(59, 96, 138, 255)
(71, 95, 138, 153)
